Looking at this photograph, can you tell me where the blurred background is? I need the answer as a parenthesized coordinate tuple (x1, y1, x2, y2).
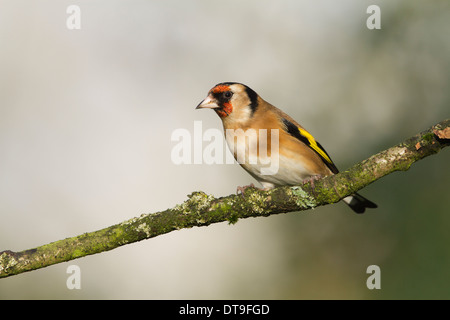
(0, 0, 449, 299)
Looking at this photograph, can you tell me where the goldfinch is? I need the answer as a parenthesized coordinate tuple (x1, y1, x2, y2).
(196, 82, 377, 214)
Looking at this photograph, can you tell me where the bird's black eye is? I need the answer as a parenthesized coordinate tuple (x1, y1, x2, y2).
(224, 91, 233, 99)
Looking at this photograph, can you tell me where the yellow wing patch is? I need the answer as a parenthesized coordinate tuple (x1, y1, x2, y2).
(298, 128, 333, 165)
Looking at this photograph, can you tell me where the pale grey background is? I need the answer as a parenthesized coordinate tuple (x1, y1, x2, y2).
(0, 0, 449, 299)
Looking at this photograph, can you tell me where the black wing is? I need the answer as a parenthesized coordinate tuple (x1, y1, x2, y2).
(282, 118, 339, 174)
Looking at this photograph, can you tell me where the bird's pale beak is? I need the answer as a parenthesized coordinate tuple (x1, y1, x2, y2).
(196, 96, 220, 109)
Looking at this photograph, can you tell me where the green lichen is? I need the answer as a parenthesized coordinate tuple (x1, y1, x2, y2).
(120, 216, 140, 226)
(208, 201, 236, 224)
(175, 191, 215, 215)
(422, 132, 435, 143)
(245, 190, 267, 214)
(136, 223, 152, 237)
(227, 213, 239, 225)
(0, 252, 18, 274)
(189, 192, 215, 210)
(71, 248, 85, 259)
(290, 186, 316, 209)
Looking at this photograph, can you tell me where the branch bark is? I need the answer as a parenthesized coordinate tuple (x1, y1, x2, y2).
(1, 119, 449, 279)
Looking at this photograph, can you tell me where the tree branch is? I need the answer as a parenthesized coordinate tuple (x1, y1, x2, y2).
(1, 119, 449, 279)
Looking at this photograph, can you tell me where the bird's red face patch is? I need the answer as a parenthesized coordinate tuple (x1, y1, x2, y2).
(216, 102, 232, 118)
(210, 84, 233, 118)
(211, 84, 230, 94)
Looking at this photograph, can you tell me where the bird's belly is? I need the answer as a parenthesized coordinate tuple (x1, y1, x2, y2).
(240, 154, 315, 187)
(225, 131, 319, 187)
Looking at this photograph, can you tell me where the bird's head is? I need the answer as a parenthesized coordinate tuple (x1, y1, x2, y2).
(196, 82, 259, 125)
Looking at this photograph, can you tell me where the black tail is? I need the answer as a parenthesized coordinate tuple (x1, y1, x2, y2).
(343, 193, 377, 214)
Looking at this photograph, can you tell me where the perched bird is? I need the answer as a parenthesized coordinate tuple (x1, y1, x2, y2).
(196, 82, 377, 214)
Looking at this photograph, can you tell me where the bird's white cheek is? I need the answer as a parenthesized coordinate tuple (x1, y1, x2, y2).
(223, 105, 252, 126)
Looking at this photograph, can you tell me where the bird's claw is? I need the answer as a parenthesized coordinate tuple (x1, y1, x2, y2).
(302, 175, 323, 190)
(236, 183, 256, 197)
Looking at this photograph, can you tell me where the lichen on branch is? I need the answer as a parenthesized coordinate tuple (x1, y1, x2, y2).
(0, 119, 449, 279)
